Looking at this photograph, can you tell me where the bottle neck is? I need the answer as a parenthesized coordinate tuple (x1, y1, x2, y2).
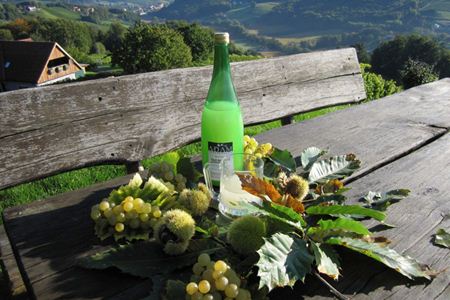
(212, 43, 231, 78)
(206, 43, 238, 104)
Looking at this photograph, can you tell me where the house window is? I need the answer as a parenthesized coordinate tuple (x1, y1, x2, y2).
(47, 57, 70, 75)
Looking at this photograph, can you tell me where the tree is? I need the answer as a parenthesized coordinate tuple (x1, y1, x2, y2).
(111, 22, 192, 74)
(33, 18, 93, 53)
(371, 34, 443, 83)
(0, 29, 13, 40)
(167, 21, 214, 62)
(103, 22, 126, 53)
(400, 59, 438, 89)
(351, 43, 370, 64)
(361, 64, 401, 101)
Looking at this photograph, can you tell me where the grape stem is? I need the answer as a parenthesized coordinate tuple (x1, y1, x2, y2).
(313, 271, 349, 300)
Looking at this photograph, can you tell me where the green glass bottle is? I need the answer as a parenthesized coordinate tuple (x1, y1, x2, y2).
(201, 32, 244, 185)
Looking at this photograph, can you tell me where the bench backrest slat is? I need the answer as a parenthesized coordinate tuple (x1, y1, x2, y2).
(0, 48, 365, 189)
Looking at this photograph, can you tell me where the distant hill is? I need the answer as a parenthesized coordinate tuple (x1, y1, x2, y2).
(150, 0, 450, 52)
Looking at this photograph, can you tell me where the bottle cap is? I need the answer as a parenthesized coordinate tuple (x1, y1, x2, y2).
(215, 32, 229, 44)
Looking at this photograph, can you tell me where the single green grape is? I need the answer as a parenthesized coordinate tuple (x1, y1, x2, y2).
(191, 292, 203, 300)
(115, 223, 124, 232)
(141, 203, 152, 214)
(90, 210, 101, 220)
(116, 212, 126, 222)
(215, 276, 228, 291)
(123, 201, 134, 212)
(202, 269, 214, 283)
(214, 260, 227, 272)
(198, 253, 211, 266)
(153, 209, 162, 218)
(99, 200, 110, 211)
(193, 262, 204, 276)
(139, 213, 149, 222)
(186, 282, 198, 296)
(103, 208, 113, 218)
(198, 280, 211, 294)
(202, 294, 214, 300)
(224, 284, 239, 298)
(123, 196, 134, 203)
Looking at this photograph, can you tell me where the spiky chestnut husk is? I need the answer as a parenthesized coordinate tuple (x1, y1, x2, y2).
(285, 174, 309, 201)
(154, 209, 195, 255)
(276, 172, 289, 190)
(197, 183, 212, 199)
(227, 215, 266, 255)
(178, 187, 211, 217)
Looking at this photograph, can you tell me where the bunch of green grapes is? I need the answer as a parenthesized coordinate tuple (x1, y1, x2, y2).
(90, 195, 162, 238)
(148, 161, 187, 191)
(185, 254, 252, 300)
(243, 135, 273, 159)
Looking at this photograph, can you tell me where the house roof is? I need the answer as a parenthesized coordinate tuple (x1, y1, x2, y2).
(0, 40, 55, 83)
(0, 40, 83, 84)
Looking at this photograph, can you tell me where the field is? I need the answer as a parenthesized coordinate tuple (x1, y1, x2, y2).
(0, 105, 349, 223)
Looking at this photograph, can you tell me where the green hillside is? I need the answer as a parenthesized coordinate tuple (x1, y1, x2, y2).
(150, 0, 450, 52)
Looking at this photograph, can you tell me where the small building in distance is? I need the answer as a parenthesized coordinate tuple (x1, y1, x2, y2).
(0, 40, 85, 92)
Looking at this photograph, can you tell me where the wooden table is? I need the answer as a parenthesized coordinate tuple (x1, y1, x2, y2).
(3, 79, 450, 299)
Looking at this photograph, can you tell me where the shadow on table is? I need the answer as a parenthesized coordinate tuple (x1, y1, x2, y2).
(4, 178, 151, 299)
(268, 248, 429, 299)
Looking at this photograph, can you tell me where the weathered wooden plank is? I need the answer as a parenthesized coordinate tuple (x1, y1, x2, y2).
(0, 225, 28, 299)
(0, 48, 365, 189)
(256, 78, 450, 181)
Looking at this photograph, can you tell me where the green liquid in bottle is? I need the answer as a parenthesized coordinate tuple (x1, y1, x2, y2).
(201, 33, 244, 185)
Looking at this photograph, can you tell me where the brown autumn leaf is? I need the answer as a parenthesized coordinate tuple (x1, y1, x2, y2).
(286, 194, 305, 213)
(237, 174, 281, 202)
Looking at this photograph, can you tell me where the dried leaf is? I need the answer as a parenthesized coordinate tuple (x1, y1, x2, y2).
(238, 174, 281, 202)
(286, 194, 305, 213)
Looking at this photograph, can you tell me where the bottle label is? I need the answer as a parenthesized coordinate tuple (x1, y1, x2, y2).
(208, 142, 233, 181)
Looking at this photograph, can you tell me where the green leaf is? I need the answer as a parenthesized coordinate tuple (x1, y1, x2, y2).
(310, 242, 340, 280)
(308, 217, 371, 239)
(361, 189, 410, 211)
(326, 237, 434, 280)
(268, 148, 296, 172)
(308, 155, 361, 183)
(241, 201, 305, 231)
(176, 157, 202, 186)
(263, 161, 279, 178)
(301, 147, 326, 171)
(257, 233, 314, 291)
(306, 205, 385, 222)
(78, 239, 223, 278)
(433, 229, 450, 248)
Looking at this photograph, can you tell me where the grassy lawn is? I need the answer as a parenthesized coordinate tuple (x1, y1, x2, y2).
(0, 105, 349, 223)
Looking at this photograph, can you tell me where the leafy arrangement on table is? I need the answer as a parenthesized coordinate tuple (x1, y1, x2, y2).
(80, 136, 436, 300)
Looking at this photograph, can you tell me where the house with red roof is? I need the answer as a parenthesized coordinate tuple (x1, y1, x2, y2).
(0, 40, 85, 92)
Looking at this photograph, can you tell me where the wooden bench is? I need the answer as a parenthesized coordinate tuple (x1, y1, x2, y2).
(1, 47, 449, 299)
(0, 47, 365, 299)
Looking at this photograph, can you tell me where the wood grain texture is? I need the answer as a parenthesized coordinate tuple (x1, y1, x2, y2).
(0, 225, 28, 299)
(0, 48, 365, 189)
(2, 81, 449, 299)
(256, 78, 450, 181)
